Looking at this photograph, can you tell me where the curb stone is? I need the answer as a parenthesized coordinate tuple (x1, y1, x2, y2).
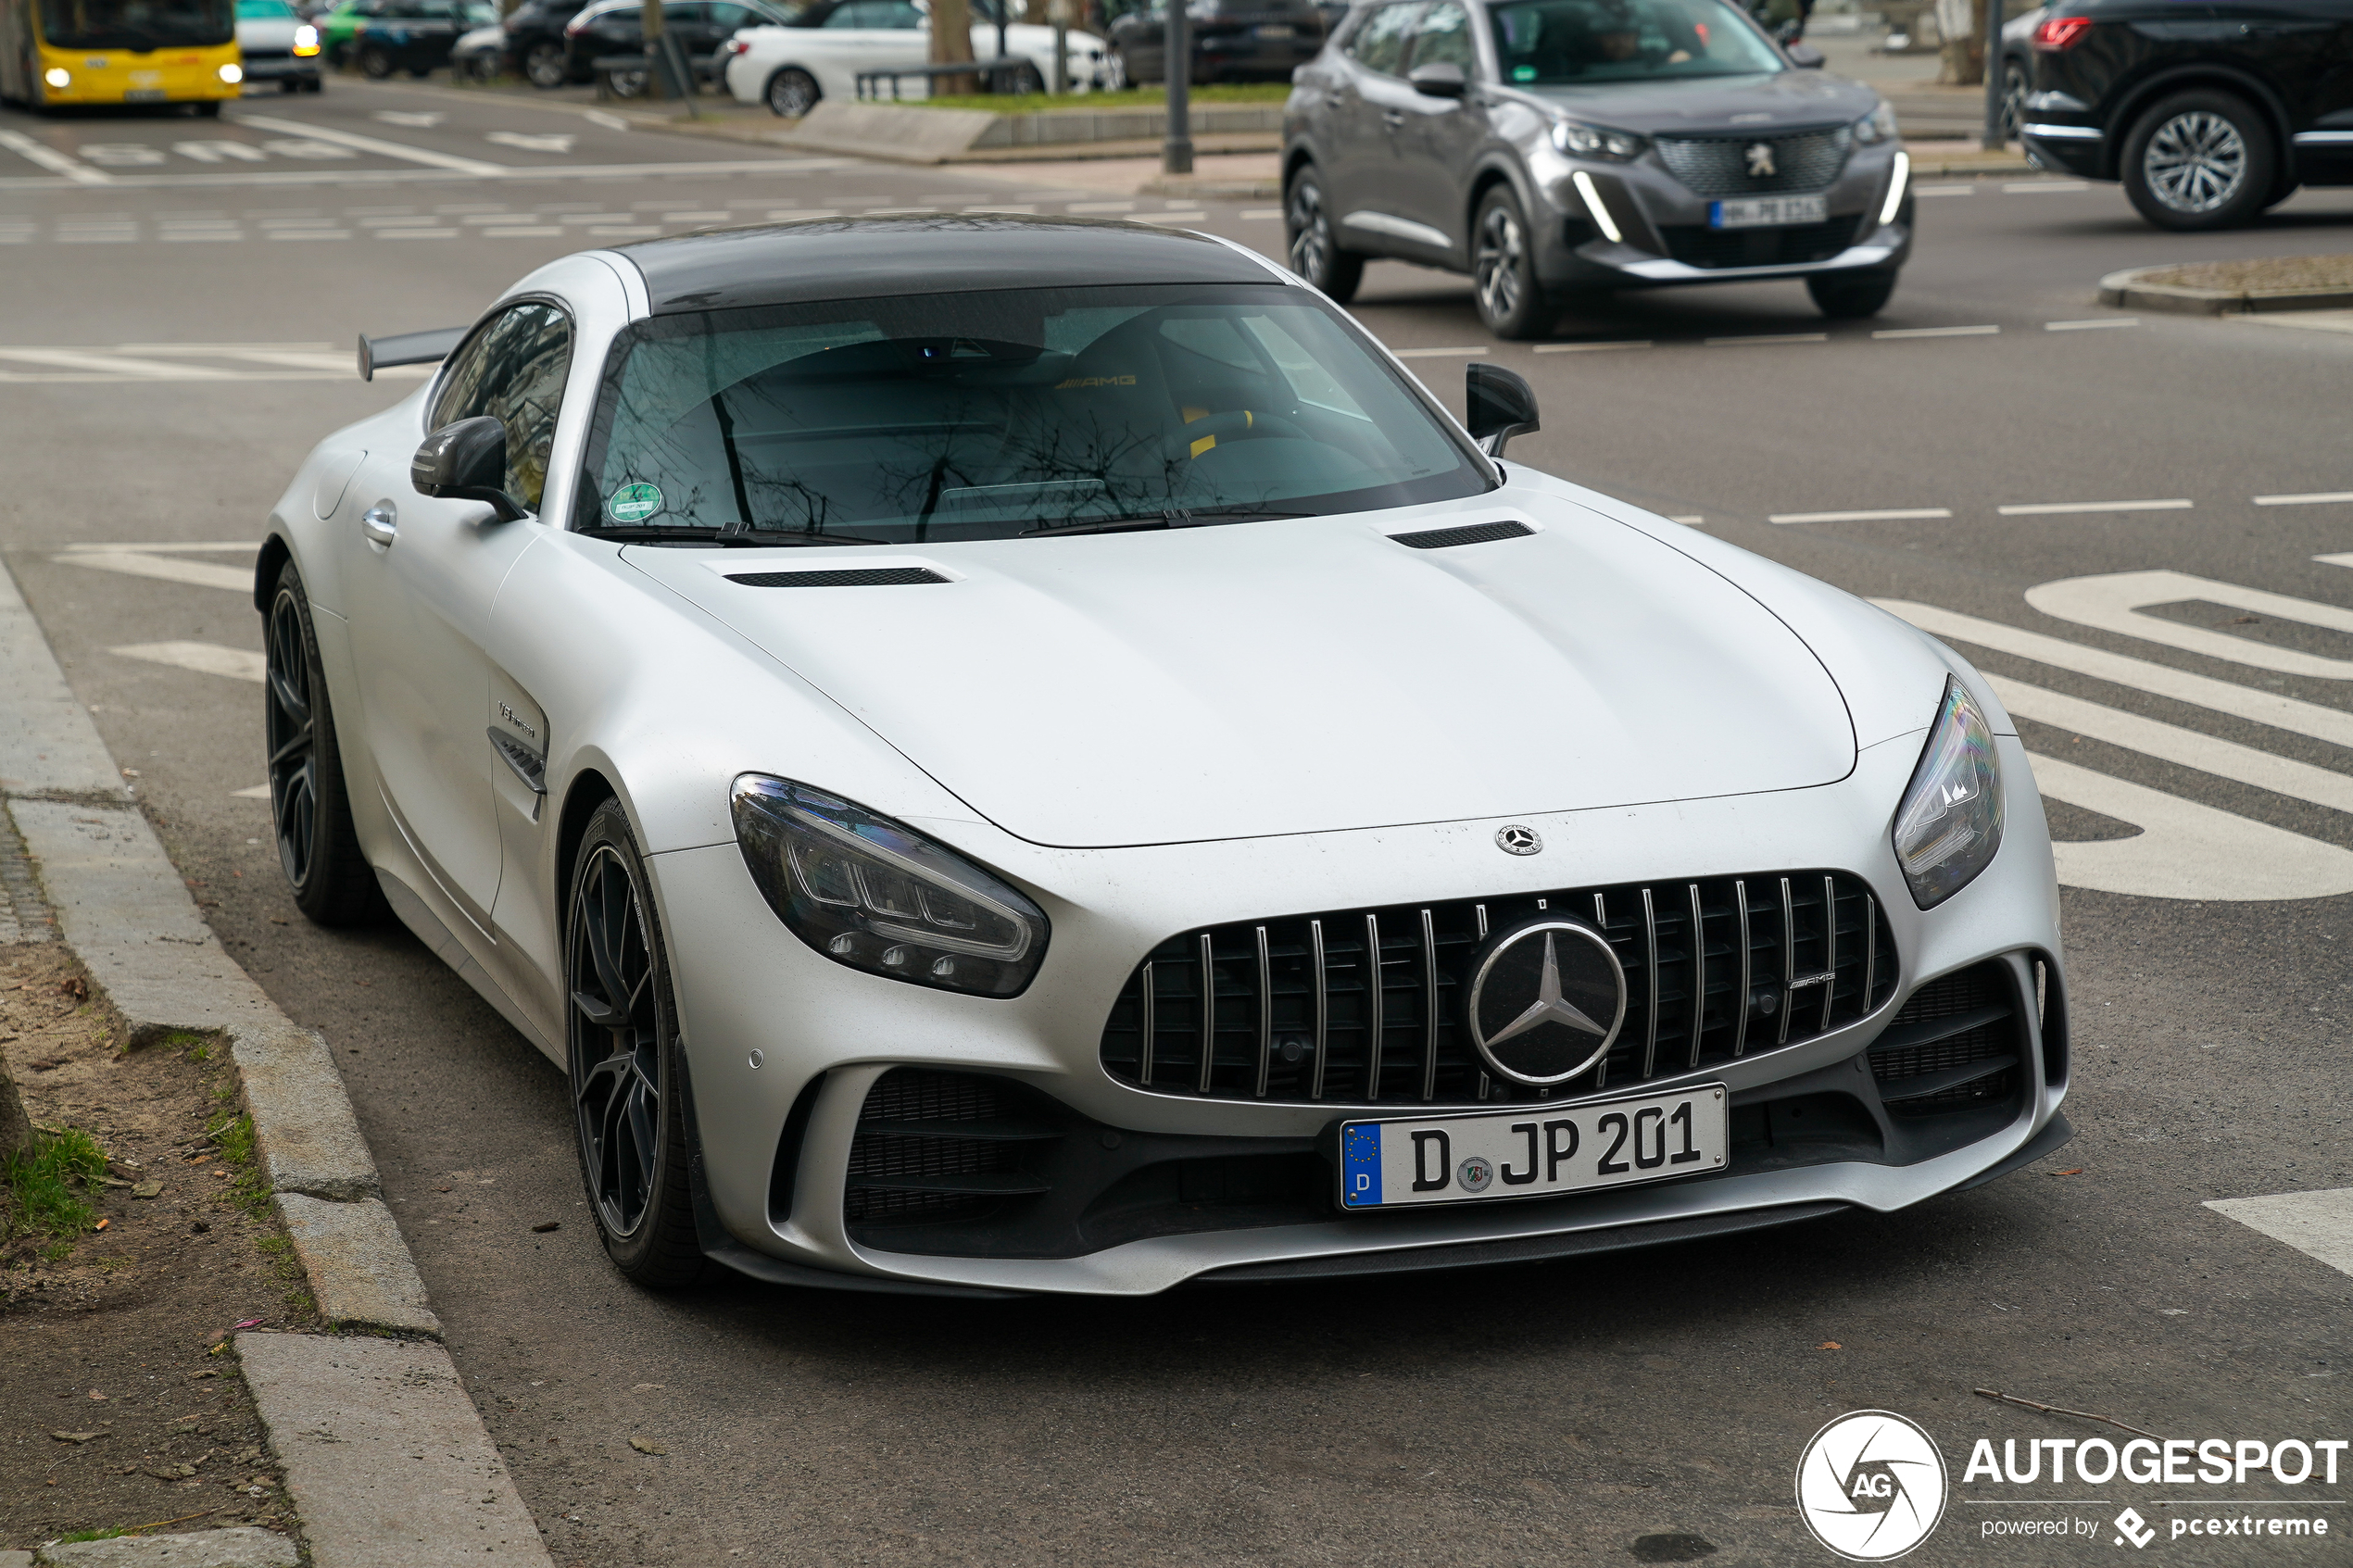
(2098, 264, 2353, 316)
(35, 1527, 297, 1567)
(0, 559, 549, 1567)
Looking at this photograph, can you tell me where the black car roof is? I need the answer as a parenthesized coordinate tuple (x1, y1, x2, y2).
(613, 214, 1281, 315)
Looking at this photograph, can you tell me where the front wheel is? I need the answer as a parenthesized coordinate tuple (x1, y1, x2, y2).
(264, 563, 386, 926)
(566, 801, 703, 1289)
(522, 38, 566, 87)
(1806, 268, 1898, 319)
(606, 66, 647, 97)
(1997, 59, 2026, 143)
(2120, 89, 2275, 232)
(1284, 166, 1364, 303)
(764, 65, 818, 118)
(1471, 186, 1553, 340)
(357, 42, 395, 79)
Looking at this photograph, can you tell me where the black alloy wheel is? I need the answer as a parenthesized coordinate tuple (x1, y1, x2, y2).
(1284, 165, 1363, 303)
(764, 65, 818, 118)
(1998, 59, 2026, 144)
(1806, 269, 1898, 320)
(264, 562, 385, 926)
(358, 41, 396, 78)
(1471, 184, 1552, 340)
(565, 801, 703, 1287)
(2120, 89, 2274, 232)
(522, 37, 567, 87)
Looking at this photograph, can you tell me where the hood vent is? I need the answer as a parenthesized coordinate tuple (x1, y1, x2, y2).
(726, 567, 950, 588)
(1389, 520, 1534, 550)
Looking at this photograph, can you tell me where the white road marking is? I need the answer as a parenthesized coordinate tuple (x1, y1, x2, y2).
(763, 208, 840, 219)
(0, 348, 230, 378)
(1769, 508, 1952, 523)
(1534, 340, 1652, 353)
(586, 225, 661, 237)
(1390, 346, 1489, 358)
(1997, 497, 2193, 515)
(58, 548, 252, 592)
(231, 784, 273, 799)
(1705, 332, 1828, 345)
(457, 213, 534, 224)
(582, 110, 630, 132)
(1911, 183, 1975, 196)
(2024, 753, 2353, 900)
(963, 204, 1037, 214)
(2045, 318, 2138, 330)
(174, 140, 268, 165)
(109, 641, 265, 683)
(484, 132, 576, 155)
(1871, 325, 2000, 339)
(2006, 180, 2089, 193)
(0, 128, 114, 185)
(1881, 598, 2353, 749)
(2205, 1188, 2353, 1278)
(377, 228, 460, 239)
(2026, 569, 2353, 681)
(1067, 200, 1135, 212)
(231, 113, 507, 177)
(2258, 492, 2353, 507)
(483, 226, 565, 237)
(1991, 673, 2353, 814)
(1136, 212, 1208, 224)
(266, 230, 351, 240)
(371, 110, 446, 127)
(1241, 207, 1281, 220)
(1669, 516, 1705, 526)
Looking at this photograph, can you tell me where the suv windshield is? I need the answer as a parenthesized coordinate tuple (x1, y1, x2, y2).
(575, 282, 1489, 543)
(1490, 0, 1783, 85)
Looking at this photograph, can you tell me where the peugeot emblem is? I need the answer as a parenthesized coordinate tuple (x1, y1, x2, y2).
(1466, 920, 1628, 1085)
(1745, 141, 1777, 179)
(1495, 824, 1542, 856)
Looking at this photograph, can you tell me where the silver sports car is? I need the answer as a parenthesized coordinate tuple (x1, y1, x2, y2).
(259, 216, 2069, 1298)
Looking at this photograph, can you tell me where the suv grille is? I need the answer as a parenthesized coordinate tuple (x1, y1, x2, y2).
(1658, 216, 1862, 270)
(1098, 872, 1895, 1108)
(1868, 960, 2021, 1115)
(1655, 127, 1853, 195)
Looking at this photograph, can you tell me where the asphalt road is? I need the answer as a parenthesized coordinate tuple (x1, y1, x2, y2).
(4, 76, 2350, 1567)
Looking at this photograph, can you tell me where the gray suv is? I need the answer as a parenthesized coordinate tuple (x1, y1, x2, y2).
(1283, 0, 1916, 335)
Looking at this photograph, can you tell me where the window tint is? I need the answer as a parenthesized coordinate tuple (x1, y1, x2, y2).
(1488, 0, 1783, 82)
(431, 302, 573, 512)
(1344, 1, 1420, 74)
(1407, 0, 1472, 69)
(706, 1, 750, 26)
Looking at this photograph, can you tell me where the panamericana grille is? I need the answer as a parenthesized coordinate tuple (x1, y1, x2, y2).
(1869, 960, 2021, 1115)
(844, 1069, 1055, 1225)
(1654, 127, 1853, 195)
(1098, 872, 1896, 1108)
(1658, 216, 1862, 270)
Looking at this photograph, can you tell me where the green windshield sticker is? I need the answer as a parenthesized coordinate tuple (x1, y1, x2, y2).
(1512, 64, 1536, 81)
(606, 482, 662, 524)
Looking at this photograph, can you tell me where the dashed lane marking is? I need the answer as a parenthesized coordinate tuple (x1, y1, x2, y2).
(232, 113, 505, 177)
(1534, 340, 1653, 353)
(2205, 1188, 2353, 1279)
(1872, 324, 1998, 338)
(109, 641, 264, 683)
(1704, 332, 1828, 345)
(2258, 492, 2353, 506)
(2047, 318, 2138, 331)
(1241, 208, 1281, 220)
(1768, 508, 1952, 524)
(1996, 497, 2193, 515)
(2005, 180, 2089, 193)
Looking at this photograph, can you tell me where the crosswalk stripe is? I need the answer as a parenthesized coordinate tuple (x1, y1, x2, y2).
(2025, 570, 2353, 682)
(109, 641, 265, 682)
(1990, 673, 2353, 814)
(232, 113, 506, 178)
(57, 550, 251, 593)
(2023, 752, 2353, 900)
(1877, 599, 2353, 750)
(2204, 1188, 2353, 1278)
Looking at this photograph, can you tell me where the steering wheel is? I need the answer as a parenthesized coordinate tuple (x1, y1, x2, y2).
(1164, 408, 1308, 462)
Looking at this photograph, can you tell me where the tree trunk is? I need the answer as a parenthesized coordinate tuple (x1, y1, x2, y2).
(0, 1053, 33, 1166)
(1934, 0, 1985, 84)
(930, 0, 978, 95)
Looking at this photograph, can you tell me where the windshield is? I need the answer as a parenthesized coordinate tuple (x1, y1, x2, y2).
(1490, 0, 1783, 84)
(236, 0, 294, 15)
(575, 282, 1488, 544)
(41, 0, 233, 47)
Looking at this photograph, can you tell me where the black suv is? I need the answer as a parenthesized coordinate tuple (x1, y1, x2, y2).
(2020, 0, 2353, 230)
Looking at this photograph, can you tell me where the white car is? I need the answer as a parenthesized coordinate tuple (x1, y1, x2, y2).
(264, 216, 2069, 1298)
(236, 0, 324, 91)
(721, 0, 1110, 118)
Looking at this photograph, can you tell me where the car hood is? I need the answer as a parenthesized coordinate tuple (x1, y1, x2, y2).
(1515, 69, 1880, 133)
(239, 15, 300, 42)
(621, 498, 1856, 848)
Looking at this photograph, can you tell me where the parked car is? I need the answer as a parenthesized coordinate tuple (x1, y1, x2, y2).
(560, 0, 794, 90)
(448, 19, 507, 76)
(349, 0, 497, 75)
(1102, 0, 1328, 84)
(276, 215, 2067, 1296)
(1284, 0, 1914, 335)
(2020, 0, 2353, 230)
(237, 0, 325, 90)
(1995, 4, 2044, 142)
(501, 0, 592, 84)
(722, 0, 1110, 118)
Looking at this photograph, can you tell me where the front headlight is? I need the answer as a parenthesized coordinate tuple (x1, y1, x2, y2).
(44, 66, 71, 88)
(1852, 100, 1899, 144)
(1891, 678, 2004, 909)
(1551, 119, 1645, 160)
(219, 60, 244, 82)
(295, 23, 320, 49)
(731, 775, 1049, 997)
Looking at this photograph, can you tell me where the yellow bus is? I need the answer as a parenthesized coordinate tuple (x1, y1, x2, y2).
(0, 0, 244, 113)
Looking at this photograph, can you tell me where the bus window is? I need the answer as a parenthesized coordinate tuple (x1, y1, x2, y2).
(38, 0, 235, 50)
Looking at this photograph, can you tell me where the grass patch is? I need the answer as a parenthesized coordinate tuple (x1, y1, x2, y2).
(878, 82, 1287, 115)
(3, 1126, 109, 1261)
(163, 1029, 216, 1062)
(208, 1110, 272, 1220)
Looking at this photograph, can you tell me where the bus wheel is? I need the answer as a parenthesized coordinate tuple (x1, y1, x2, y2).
(193, 99, 222, 117)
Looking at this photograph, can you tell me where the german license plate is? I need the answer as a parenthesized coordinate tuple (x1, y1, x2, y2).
(1255, 22, 1294, 35)
(1709, 194, 1827, 229)
(1338, 1085, 1727, 1209)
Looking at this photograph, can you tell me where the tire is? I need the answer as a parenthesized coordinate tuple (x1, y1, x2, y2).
(358, 42, 395, 79)
(1007, 61, 1043, 94)
(279, 77, 299, 92)
(1471, 184, 1553, 340)
(522, 38, 566, 88)
(264, 562, 387, 927)
(1806, 268, 1898, 319)
(566, 801, 703, 1290)
(2120, 89, 2275, 232)
(1284, 164, 1364, 303)
(1998, 57, 2026, 143)
(607, 66, 647, 97)
(763, 65, 818, 117)
(193, 98, 222, 116)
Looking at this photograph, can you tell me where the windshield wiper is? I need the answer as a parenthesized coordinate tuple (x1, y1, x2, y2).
(1018, 507, 1309, 538)
(584, 525, 882, 547)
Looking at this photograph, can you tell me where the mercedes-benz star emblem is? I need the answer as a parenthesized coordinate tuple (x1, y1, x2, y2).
(1746, 142, 1777, 178)
(1466, 920, 1628, 1085)
(1495, 824, 1541, 856)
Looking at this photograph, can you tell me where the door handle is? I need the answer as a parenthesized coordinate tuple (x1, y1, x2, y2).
(360, 500, 397, 547)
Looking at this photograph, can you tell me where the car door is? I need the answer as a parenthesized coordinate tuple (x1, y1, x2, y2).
(804, 0, 925, 95)
(1326, 1, 1428, 248)
(1389, 0, 1486, 255)
(1106, 0, 1164, 80)
(341, 300, 571, 943)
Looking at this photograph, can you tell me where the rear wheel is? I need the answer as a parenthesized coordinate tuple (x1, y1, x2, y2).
(2120, 89, 2274, 232)
(1997, 58, 2026, 143)
(763, 65, 818, 117)
(1284, 165, 1363, 303)
(1471, 185, 1553, 340)
(1806, 269, 1898, 319)
(607, 65, 648, 96)
(265, 562, 386, 927)
(522, 37, 566, 87)
(358, 42, 395, 78)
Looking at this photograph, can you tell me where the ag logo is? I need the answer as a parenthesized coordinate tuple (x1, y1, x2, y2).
(1795, 1411, 1947, 1562)
(2114, 1508, 2156, 1549)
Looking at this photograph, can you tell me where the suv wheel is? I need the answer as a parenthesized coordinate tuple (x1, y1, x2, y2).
(357, 41, 395, 79)
(1471, 185, 1552, 340)
(764, 65, 819, 118)
(1998, 59, 2026, 143)
(2121, 89, 2275, 231)
(1284, 165, 1363, 303)
(1806, 269, 1898, 320)
(522, 38, 567, 87)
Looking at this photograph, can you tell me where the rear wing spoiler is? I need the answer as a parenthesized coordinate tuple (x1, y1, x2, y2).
(358, 326, 467, 383)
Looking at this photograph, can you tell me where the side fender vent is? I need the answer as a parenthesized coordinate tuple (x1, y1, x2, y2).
(726, 567, 950, 587)
(1388, 520, 1534, 550)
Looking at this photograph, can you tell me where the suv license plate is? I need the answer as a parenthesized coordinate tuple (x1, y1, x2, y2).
(1255, 22, 1294, 34)
(1710, 194, 1827, 229)
(1338, 1085, 1727, 1210)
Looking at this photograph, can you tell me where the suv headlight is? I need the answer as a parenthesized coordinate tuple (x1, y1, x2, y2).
(731, 775, 1049, 997)
(1551, 119, 1645, 160)
(1891, 678, 2004, 909)
(1852, 100, 1899, 144)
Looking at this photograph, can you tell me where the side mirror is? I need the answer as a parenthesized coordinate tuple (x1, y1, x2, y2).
(1407, 59, 1466, 98)
(1466, 362, 1539, 458)
(1785, 41, 1824, 67)
(411, 417, 527, 521)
